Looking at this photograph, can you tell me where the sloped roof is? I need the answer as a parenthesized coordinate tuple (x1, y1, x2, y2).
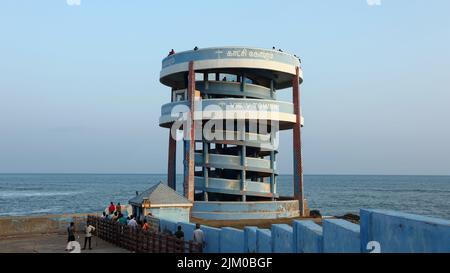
(128, 181, 192, 207)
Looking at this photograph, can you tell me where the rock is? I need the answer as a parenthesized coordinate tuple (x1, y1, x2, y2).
(309, 210, 322, 218)
(337, 213, 360, 224)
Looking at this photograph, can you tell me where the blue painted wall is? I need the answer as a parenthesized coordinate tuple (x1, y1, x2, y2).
(159, 218, 178, 234)
(244, 226, 258, 253)
(151, 207, 190, 223)
(293, 220, 323, 253)
(220, 227, 245, 253)
(154, 209, 450, 253)
(192, 201, 299, 220)
(360, 209, 450, 253)
(271, 224, 294, 253)
(201, 225, 221, 253)
(323, 219, 360, 253)
(256, 229, 272, 253)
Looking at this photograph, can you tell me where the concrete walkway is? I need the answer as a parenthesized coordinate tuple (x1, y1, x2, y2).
(0, 233, 130, 253)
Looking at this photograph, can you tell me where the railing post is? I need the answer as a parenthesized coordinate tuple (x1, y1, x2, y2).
(134, 229, 138, 253)
(166, 235, 171, 253)
(145, 232, 150, 253)
(189, 240, 193, 253)
(152, 232, 156, 253)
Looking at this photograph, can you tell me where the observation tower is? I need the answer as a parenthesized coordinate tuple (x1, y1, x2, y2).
(159, 46, 306, 220)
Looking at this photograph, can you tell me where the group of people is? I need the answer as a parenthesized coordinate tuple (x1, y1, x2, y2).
(168, 46, 199, 56)
(102, 211, 151, 232)
(108, 201, 121, 215)
(273, 46, 302, 62)
(104, 202, 205, 248)
(102, 201, 152, 232)
(66, 221, 96, 251)
(65, 200, 206, 251)
(65, 201, 130, 252)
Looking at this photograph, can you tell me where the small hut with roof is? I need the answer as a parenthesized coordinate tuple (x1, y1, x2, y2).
(128, 181, 192, 223)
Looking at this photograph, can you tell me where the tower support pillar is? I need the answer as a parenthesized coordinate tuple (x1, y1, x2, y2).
(184, 61, 196, 201)
(292, 66, 305, 216)
(167, 132, 176, 190)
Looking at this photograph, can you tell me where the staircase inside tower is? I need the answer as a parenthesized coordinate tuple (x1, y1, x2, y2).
(190, 74, 279, 202)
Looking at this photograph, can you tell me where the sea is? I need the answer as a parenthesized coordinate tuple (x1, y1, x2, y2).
(0, 174, 449, 220)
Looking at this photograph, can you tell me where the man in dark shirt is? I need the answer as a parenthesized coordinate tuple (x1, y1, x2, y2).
(65, 222, 76, 251)
(174, 225, 184, 240)
(67, 222, 76, 242)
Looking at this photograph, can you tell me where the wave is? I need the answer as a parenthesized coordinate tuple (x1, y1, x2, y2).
(366, 188, 450, 194)
(0, 208, 56, 216)
(0, 190, 86, 199)
(8, 187, 46, 191)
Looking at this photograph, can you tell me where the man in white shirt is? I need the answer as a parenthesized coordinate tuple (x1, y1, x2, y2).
(83, 224, 96, 250)
(193, 224, 205, 249)
(127, 215, 138, 228)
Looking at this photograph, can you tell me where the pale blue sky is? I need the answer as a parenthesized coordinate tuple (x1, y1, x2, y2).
(0, 0, 449, 175)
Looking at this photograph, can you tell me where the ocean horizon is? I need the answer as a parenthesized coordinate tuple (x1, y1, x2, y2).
(0, 173, 449, 220)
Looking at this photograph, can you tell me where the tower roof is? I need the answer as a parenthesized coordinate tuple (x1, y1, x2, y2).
(160, 46, 303, 90)
(129, 181, 192, 207)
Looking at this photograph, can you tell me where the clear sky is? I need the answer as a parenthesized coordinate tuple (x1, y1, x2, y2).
(0, 0, 449, 175)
